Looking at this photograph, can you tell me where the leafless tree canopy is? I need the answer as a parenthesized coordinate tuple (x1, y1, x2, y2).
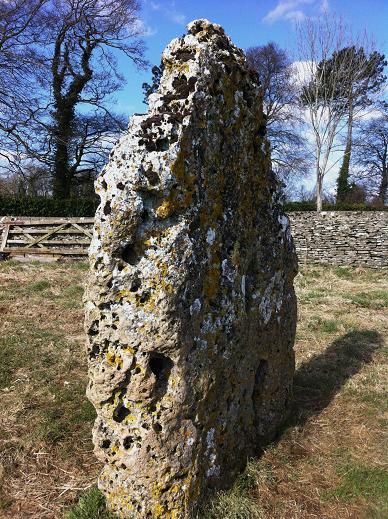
(0, 0, 147, 197)
(296, 15, 387, 210)
(352, 104, 388, 205)
(246, 43, 311, 187)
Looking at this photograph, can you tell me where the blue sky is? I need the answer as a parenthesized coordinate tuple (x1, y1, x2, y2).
(115, 0, 388, 116)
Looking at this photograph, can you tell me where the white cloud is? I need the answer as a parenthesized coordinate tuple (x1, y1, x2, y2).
(263, 0, 329, 24)
(284, 9, 306, 22)
(133, 19, 157, 37)
(149, 0, 186, 26)
(171, 13, 186, 25)
(291, 60, 317, 83)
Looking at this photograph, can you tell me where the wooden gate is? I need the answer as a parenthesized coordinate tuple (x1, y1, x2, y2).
(0, 217, 94, 257)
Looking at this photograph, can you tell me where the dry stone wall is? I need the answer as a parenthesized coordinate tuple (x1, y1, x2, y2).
(289, 211, 388, 268)
(85, 19, 297, 519)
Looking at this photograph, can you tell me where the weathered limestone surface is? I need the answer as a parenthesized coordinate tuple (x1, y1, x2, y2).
(85, 19, 297, 518)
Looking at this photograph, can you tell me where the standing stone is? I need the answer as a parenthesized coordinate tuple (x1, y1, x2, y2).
(85, 19, 297, 518)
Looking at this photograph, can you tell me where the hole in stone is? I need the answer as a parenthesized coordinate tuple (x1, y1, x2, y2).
(113, 404, 131, 423)
(155, 137, 169, 151)
(121, 243, 139, 265)
(130, 276, 142, 292)
(149, 353, 173, 380)
(117, 182, 125, 190)
(121, 464, 127, 470)
(103, 201, 111, 215)
(123, 436, 133, 449)
(255, 359, 268, 387)
(88, 321, 99, 336)
(101, 439, 111, 449)
(153, 422, 163, 433)
(139, 290, 151, 304)
(101, 179, 107, 190)
(144, 169, 160, 186)
(134, 366, 142, 375)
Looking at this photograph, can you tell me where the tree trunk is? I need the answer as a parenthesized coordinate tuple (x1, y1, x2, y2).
(315, 151, 323, 212)
(336, 103, 353, 204)
(50, 31, 95, 199)
(52, 109, 74, 198)
(316, 173, 323, 212)
(379, 161, 387, 206)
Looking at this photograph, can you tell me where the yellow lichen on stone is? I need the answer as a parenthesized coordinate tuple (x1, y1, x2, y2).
(164, 61, 190, 75)
(156, 200, 174, 219)
(105, 351, 123, 368)
(203, 262, 221, 303)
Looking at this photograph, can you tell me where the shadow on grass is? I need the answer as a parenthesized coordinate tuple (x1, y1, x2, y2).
(289, 329, 385, 428)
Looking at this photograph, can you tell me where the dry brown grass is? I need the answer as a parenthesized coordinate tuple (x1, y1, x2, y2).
(0, 260, 100, 519)
(204, 265, 388, 519)
(0, 261, 387, 519)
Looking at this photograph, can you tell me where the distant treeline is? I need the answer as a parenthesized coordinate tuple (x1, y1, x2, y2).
(284, 201, 388, 212)
(0, 197, 99, 218)
(0, 197, 386, 218)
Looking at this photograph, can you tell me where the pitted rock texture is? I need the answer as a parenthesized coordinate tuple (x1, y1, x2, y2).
(85, 18, 298, 519)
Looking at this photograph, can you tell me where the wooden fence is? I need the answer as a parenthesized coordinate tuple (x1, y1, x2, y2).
(0, 217, 94, 257)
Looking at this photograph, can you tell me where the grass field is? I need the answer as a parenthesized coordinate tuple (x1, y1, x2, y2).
(0, 261, 387, 519)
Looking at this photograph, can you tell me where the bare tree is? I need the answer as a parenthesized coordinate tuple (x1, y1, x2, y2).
(1, 0, 147, 198)
(296, 15, 355, 211)
(0, 1, 47, 172)
(44, 0, 147, 197)
(315, 46, 387, 203)
(246, 43, 311, 185)
(352, 106, 388, 205)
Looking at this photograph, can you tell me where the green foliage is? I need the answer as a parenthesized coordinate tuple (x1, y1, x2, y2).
(348, 290, 388, 309)
(328, 463, 388, 504)
(308, 316, 339, 333)
(196, 461, 263, 519)
(336, 141, 352, 203)
(285, 201, 388, 211)
(0, 197, 98, 217)
(0, 324, 62, 389)
(142, 63, 164, 105)
(26, 280, 51, 293)
(1, 198, 386, 217)
(334, 266, 353, 279)
(66, 487, 118, 519)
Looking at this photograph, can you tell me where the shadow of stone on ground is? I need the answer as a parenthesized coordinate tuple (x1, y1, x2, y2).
(290, 329, 385, 428)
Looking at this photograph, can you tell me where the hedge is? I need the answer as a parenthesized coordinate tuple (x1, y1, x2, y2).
(0, 197, 99, 217)
(0, 197, 386, 217)
(284, 201, 387, 212)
